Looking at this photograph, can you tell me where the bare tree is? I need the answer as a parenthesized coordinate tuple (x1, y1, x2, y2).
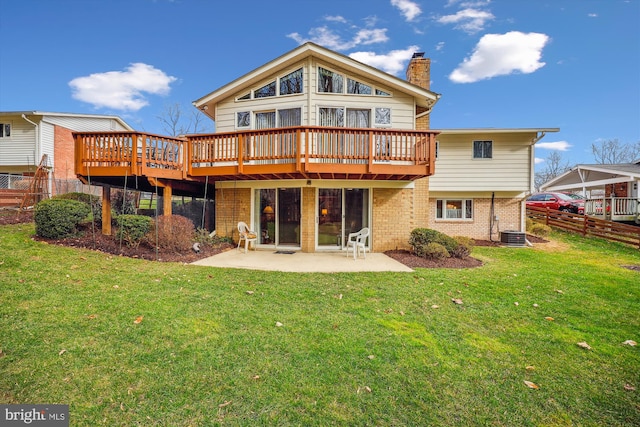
(534, 151, 572, 191)
(591, 139, 640, 164)
(157, 103, 213, 136)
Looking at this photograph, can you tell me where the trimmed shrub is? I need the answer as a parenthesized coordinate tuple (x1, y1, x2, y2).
(111, 189, 137, 216)
(55, 192, 102, 223)
(451, 236, 475, 259)
(194, 228, 233, 247)
(423, 242, 450, 260)
(409, 228, 458, 256)
(116, 215, 152, 248)
(149, 215, 195, 252)
(529, 222, 551, 237)
(34, 199, 91, 239)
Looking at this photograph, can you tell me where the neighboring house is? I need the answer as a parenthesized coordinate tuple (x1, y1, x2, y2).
(0, 111, 133, 195)
(430, 128, 558, 240)
(541, 161, 640, 222)
(74, 42, 558, 252)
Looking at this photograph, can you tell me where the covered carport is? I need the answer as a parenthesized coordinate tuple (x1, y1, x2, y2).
(541, 161, 640, 222)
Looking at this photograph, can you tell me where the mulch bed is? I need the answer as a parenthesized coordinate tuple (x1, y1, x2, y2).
(1, 211, 551, 268)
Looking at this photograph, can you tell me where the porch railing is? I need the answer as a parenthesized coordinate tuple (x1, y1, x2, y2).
(584, 197, 639, 220)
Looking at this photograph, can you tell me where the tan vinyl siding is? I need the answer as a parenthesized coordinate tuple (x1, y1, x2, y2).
(215, 59, 416, 132)
(42, 116, 126, 132)
(40, 121, 55, 166)
(0, 116, 38, 167)
(430, 133, 534, 192)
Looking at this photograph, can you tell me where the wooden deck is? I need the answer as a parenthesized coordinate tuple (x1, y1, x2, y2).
(75, 127, 438, 189)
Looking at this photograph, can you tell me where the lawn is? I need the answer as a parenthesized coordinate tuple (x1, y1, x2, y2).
(0, 223, 639, 426)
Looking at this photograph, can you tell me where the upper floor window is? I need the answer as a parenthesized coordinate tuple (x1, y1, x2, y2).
(374, 108, 391, 126)
(279, 69, 303, 95)
(0, 123, 11, 138)
(375, 89, 391, 96)
(347, 78, 372, 95)
(237, 111, 250, 128)
(254, 81, 276, 98)
(473, 140, 492, 159)
(238, 68, 304, 101)
(318, 67, 343, 93)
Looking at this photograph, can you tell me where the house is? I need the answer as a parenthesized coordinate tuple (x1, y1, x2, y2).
(430, 128, 558, 240)
(0, 111, 133, 197)
(541, 161, 640, 222)
(74, 42, 559, 252)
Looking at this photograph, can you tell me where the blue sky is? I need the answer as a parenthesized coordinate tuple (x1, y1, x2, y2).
(1, 0, 638, 168)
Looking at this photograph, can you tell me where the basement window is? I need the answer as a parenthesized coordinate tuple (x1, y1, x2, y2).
(436, 199, 473, 220)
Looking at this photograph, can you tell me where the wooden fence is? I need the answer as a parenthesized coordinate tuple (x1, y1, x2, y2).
(527, 206, 640, 249)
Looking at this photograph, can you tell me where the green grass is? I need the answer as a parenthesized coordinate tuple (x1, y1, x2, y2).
(1, 223, 639, 426)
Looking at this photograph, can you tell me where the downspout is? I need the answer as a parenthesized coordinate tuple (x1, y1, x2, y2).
(22, 114, 39, 169)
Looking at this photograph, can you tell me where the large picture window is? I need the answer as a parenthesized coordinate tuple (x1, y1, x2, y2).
(473, 140, 492, 159)
(318, 67, 343, 93)
(436, 199, 473, 220)
(279, 68, 303, 95)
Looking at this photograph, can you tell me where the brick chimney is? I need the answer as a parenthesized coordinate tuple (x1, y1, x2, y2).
(405, 52, 431, 130)
(405, 52, 430, 90)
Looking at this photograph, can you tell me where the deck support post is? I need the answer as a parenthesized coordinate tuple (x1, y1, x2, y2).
(163, 184, 172, 216)
(102, 186, 111, 235)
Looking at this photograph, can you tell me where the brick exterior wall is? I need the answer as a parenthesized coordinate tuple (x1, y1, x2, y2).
(215, 187, 252, 242)
(429, 197, 523, 240)
(300, 187, 315, 252)
(53, 126, 76, 182)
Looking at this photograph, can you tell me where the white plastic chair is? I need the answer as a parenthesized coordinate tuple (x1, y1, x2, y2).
(346, 227, 369, 260)
(237, 221, 257, 253)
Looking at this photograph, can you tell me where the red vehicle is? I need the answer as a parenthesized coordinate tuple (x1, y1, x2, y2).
(526, 192, 585, 214)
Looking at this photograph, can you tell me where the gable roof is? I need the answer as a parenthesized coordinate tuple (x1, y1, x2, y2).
(193, 42, 441, 121)
(541, 162, 640, 192)
(0, 111, 134, 130)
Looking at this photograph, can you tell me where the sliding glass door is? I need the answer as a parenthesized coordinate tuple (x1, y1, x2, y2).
(256, 188, 301, 248)
(317, 188, 369, 249)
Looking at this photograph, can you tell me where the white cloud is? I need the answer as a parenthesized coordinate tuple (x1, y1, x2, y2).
(69, 63, 176, 111)
(391, 0, 422, 22)
(588, 13, 598, 18)
(435, 41, 445, 51)
(534, 157, 545, 164)
(449, 31, 550, 83)
(325, 15, 347, 23)
(437, 8, 495, 33)
(287, 26, 388, 51)
(349, 45, 421, 75)
(537, 141, 572, 151)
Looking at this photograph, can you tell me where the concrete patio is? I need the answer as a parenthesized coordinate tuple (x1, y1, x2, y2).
(191, 249, 413, 273)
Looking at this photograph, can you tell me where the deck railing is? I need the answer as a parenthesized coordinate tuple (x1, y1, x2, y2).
(75, 127, 437, 181)
(75, 132, 187, 179)
(187, 126, 436, 177)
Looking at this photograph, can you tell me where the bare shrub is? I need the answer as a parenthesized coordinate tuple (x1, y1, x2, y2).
(149, 215, 195, 252)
